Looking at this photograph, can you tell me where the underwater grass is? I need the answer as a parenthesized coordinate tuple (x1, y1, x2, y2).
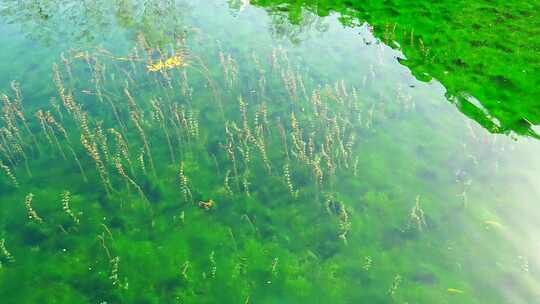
(0, 2, 537, 303)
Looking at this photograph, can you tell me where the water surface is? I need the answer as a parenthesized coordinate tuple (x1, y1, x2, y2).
(0, 1, 539, 303)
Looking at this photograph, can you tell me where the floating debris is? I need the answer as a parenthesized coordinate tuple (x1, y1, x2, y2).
(72, 51, 87, 59)
(147, 55, 187, 72)
(198, 199, 215, 210)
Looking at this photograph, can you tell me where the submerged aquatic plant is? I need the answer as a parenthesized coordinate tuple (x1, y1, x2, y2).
(409, 195, 427, 231)
(0, 238, 15, 263)
(0, 159, 18, 187)
(181, 260, 190, 281)
(0, 14, 527, 302)
(61, 190, 79, 225)
(179, 162, 193, 203)
(113, 155, 149, 204)
(283, 163, 298, 199)
(24, 193, 43, 224)
(109, 256, 122, 287)
(388, 274, 402, 296)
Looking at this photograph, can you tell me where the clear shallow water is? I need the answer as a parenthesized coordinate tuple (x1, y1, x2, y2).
(0, 1, 539, 303)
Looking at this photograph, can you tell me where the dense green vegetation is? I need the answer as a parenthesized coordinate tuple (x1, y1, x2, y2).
(251, 0, 540, 138)
(0, 1, 538, 303)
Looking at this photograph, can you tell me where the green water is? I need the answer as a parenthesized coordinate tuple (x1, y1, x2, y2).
(0, 1, 539, 303)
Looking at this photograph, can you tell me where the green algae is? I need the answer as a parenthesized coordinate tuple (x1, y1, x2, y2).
(0, 1, 539, 304)
(251, 0, 540, 138)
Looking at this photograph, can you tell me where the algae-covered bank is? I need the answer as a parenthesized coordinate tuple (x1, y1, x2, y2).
(0, 1, 539, 303)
